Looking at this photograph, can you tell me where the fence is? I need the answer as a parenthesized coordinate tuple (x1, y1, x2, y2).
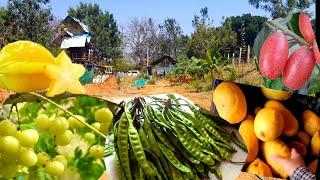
(226, 45, 259, 84)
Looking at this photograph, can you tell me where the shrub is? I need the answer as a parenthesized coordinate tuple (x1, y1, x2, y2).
(138, 72, 151, 80)
(190, 80, 204, 93)
(148, 79, 156, 85)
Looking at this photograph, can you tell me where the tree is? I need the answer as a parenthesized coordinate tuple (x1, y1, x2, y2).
(124, 18, 160, 68)
(187, 7, 237, 59)
(0, 0, 54, 47)
(187, 26, 217, 59)
(224, 14, 267, 49)
(68, 2, 122, 59)
(0, 7, 13, 48)
(215, 20, 238, 55)
(159, 18, 183, 58)
(249, 0, 315, 18)
(192, 7, 213, 29)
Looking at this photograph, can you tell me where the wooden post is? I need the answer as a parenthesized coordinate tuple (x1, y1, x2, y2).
(227, 53, 230, 60)
(247, 45, 251, 64)
(232, 53, 235, 65)
(238, 47, 242, 65)
(238, 48, 242, 82)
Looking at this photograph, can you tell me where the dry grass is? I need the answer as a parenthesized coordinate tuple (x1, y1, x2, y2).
(232, 62, 262, 86)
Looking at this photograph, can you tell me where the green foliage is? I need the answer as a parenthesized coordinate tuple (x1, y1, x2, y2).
(215, 21, 238, 55)
(159, 18, 183, 58)
(34, 133, 57, 157)
(171, 49, 236, 86)
(249, 0, 315, 18)
(190, 80, 204, 93)
(67, 96, 105, 126)
(138, 71, 151, 80)
(148, 79, 156, 85)
(18, 103, 42, 124)
(108, 58, 135, 72)
(68, 2, 122, 59)
(187, 7, 238, 59)
(224, 14, 267, 49)
(0, 0, 54, 48)
(71, 148, 106, 180)
(187, 26, 217, 59)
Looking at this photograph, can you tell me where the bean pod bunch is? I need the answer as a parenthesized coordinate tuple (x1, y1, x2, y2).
(113, 95, 244, 180)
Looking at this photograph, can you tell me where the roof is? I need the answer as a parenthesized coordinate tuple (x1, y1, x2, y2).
(60, 34, 92, 49)
(61, 16, 90, 34)
(71, 17, 90, 33)
(150, 55, 177, 66)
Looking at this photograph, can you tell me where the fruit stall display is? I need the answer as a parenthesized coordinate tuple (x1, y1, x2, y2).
(0, 94, 115, 179)
(254, 11, 320, 95)
(212, 80, 319, 179)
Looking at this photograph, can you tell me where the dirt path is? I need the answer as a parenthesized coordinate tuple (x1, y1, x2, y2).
(85, 77, 212, 111)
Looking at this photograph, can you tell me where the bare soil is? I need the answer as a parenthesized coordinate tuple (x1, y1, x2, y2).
(85, 77, 212, 111)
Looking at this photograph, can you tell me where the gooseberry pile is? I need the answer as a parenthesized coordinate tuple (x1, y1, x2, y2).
(0, 96, 114, 179)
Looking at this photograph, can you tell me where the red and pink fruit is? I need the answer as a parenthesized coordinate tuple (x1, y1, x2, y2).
(299, 12, 315, 44)
(259, 32, 289, 80)
(283, 46, 315, 90)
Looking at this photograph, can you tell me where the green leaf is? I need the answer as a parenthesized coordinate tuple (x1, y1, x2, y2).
(287, 13, 303, 38)
(307, 66, 320, 95)
(253, 24, 272, 69)
(18, 103, 41, 124)
(34, 133, 57, 157)
(75, 154, 106, 180)
(263, 78, 283, 90)
(308, 81, 320, 95)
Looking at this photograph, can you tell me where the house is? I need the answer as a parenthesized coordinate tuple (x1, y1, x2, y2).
(147, 55, 177, 77)
(52, 16, 114, 84)
(52, 16, 102, 66)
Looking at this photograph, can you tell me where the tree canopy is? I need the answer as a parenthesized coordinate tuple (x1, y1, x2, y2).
(68, 2, 122, 59)
(249, 0, 315, 18)
(224, 14, 267, 48)
(0, 0, 54, 48)
(158, 18, 185, 58)
(187, 7, 237, 59)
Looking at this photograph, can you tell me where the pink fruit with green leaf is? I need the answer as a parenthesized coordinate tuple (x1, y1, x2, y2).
(259, 32, 289, 80)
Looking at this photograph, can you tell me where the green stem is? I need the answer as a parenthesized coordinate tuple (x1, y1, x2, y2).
(266, 21, 310, 46)
(29, 92, 107, 139)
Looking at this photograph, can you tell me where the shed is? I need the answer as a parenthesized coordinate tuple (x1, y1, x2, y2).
(148, 55, 177, 76)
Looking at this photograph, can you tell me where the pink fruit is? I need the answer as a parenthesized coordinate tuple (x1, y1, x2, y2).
(313, 41, 320, 64)
(299, 12, 315, 44)
(259, 32, 289, 80)
(283, 46, 315, 90)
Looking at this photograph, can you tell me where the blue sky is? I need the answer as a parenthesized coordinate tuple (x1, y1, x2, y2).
(0, 1, 315, 35)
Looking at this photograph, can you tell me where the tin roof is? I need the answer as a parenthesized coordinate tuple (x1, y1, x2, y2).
(60, 34, 92, 49)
